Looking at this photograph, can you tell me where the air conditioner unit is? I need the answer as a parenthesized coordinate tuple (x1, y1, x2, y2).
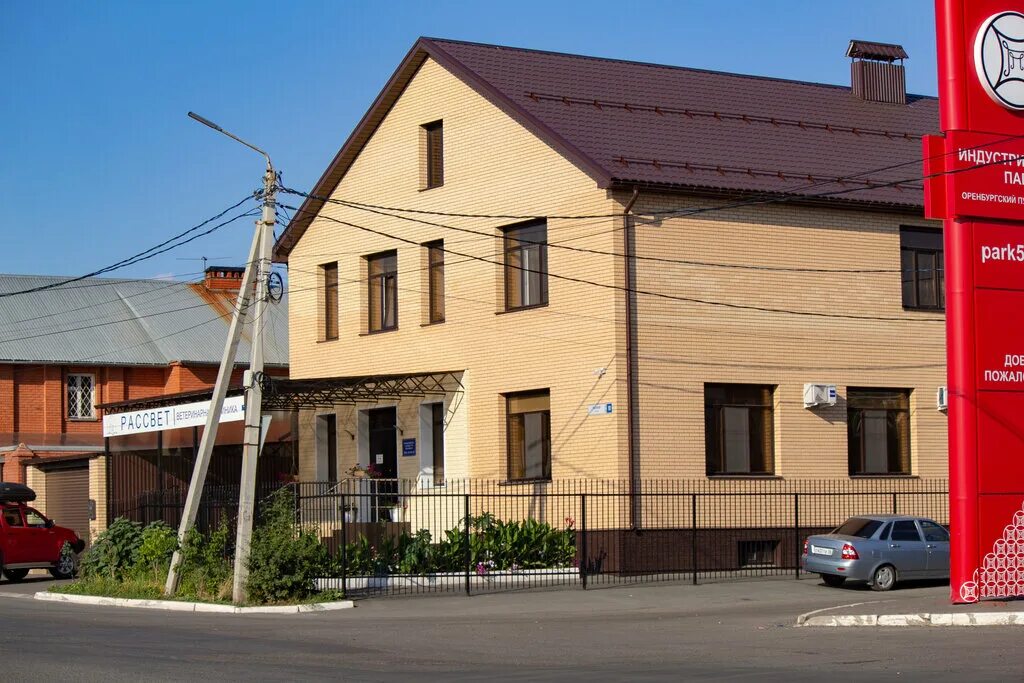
(937, 386, 948, 411)
(803, 383, 837, 408)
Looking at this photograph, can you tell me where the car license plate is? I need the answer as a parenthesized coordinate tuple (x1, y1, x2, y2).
(811, 546, 833, 556)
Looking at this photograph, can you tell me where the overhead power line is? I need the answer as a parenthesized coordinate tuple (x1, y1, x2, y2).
(280, 204, 944, 324)
(0, 195, 258, 300)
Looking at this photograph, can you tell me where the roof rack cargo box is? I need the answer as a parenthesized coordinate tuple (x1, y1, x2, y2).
(0, 483, 36, 503)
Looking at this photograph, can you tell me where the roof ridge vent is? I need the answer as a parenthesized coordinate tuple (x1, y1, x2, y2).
(847, 40, 908, 105)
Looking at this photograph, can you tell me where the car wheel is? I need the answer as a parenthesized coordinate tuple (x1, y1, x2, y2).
(50, 551, 77, 580)
(871, 564, 897, 591)
(3, 568, 29, 582)
(822, 574, 846, 588)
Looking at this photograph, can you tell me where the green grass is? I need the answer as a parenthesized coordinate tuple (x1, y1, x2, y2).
(49, 576, 346, 606)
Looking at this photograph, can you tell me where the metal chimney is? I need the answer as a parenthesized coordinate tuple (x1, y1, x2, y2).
(847, 40, 908, 105)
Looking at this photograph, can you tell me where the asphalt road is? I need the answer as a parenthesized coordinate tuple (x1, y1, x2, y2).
(1, 575, 1022, 681)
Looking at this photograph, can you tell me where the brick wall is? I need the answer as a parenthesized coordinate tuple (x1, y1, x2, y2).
(283, 56, 948, 489)
(286, 57, 627, 481)
(623, 191, 946, 480)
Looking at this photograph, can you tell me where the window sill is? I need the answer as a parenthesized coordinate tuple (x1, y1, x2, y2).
(317, 337, 340, 344)
(849, 474, 918, 479)
(496, 303, 549, 316)
(420, 320, 445, 327)
(68, 417, 99, 422)
(419, 184, 444, 192)
(359, 327, 399, 337)
(901, 306, 945, 313)
(499, 479, 552, 486)
(706, 474, 781, 480)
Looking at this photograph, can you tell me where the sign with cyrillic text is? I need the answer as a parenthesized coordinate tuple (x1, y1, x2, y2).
(946, 130, 1024, 221)
(103, 396, 246, 437)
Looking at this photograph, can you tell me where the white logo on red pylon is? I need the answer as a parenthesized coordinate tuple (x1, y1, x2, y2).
(975, 11, 1024, 110)
(960, 499, 1024, 602)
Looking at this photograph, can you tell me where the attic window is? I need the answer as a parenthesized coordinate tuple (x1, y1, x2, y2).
(421, 121, 444, 190)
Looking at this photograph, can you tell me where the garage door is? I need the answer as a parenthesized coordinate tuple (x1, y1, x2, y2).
(43, 466, 90, 545)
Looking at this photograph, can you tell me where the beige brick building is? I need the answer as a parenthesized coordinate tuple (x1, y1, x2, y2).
(274, 38, 946, 506)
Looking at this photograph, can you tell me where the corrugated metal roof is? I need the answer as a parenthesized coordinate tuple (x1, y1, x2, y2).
(0, 274, 288, 366)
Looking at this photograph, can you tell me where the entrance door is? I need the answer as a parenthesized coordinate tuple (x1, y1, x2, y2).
(367, 408, 398, 521)
(368, 407, 398, 478)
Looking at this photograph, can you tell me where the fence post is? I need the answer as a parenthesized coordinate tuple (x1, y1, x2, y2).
(691, 494, 698, 586)
(580, 494, 588, 590)
(464, 494, 471, 597)
(340, 489, 348, 597)
(793, 493, 800, 580)
(892, 492, 898, 515)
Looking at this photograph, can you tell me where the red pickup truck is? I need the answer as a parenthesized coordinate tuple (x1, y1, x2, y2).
(0, 484, 85, 581)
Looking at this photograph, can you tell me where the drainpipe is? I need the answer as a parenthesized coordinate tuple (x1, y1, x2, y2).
(622, 187, 640, 529)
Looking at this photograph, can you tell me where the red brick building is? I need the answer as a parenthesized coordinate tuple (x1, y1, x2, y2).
(0, 267, 288, 541)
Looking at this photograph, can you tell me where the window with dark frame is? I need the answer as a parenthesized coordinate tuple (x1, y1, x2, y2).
(317, 414, 337, 482)
(423, 121, 444, 189)
(367, 251, 398, 332)
(503, 220, 548, 311)
(704, 384, 774, 476)
(900, 227, 944, 310)
(323, 262, 339, 340)
(431, 402, 445, 486)
(847, 388, 912, 476)
(426, 240, 445, 323)
(506, 390, 551, 482)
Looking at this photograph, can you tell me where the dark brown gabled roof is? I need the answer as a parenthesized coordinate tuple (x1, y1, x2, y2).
(275, 37, 939, 262)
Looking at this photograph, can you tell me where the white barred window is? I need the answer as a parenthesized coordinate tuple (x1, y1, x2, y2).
(67, 374, 95, 419)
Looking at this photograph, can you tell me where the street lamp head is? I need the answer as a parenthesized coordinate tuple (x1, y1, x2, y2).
(187, 111, 272, 170)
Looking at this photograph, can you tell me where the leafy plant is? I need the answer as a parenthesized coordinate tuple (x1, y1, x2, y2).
(340, 515, 576, 575)
(134, 521, 178, 580)
(178, 516, 233, 601)
(245, 489, 329, 604)
(80, 517, 144, 580)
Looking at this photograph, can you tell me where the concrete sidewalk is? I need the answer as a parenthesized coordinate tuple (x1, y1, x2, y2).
(797, 580, 1024, 626)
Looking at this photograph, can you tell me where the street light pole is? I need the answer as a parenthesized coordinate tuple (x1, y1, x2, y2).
(164, 113, 276, 603)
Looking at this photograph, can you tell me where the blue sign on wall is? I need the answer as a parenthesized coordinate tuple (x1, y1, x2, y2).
(402, 438, 416, 457)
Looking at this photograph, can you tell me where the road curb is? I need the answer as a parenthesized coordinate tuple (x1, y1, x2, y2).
(798, 611, 1024, 627)
(34, 591, 355, 614)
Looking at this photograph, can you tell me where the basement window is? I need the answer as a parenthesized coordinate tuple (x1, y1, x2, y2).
(738, 540, 778, 568)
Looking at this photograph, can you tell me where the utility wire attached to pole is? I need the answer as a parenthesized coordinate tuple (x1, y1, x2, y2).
(164, 113, 277, 604)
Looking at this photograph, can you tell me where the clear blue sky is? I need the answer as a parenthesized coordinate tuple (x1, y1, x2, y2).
(1, 0, 937, 281)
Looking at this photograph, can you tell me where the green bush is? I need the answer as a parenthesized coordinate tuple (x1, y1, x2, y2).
(340, 514, 576, 575)
(244, 489, 329, 604)
(135, 522, 178, 580)
(177, 517, 233, 601)
(80, 517, 144, 580)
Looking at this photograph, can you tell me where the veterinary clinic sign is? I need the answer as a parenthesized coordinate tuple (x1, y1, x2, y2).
(103, 395, 246, 437)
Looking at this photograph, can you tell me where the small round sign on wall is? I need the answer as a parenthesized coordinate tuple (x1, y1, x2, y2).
(975, 11, 1024, 110)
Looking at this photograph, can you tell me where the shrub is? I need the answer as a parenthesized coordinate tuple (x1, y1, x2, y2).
(177, 517, 233, 601)
(80, 517, 144, 580)
(245, 489, 329, 604)
(134, 522, 178, 580)
(341, 515, 576, 575)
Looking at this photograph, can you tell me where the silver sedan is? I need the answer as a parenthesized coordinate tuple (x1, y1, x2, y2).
(801, 515, 950, 591)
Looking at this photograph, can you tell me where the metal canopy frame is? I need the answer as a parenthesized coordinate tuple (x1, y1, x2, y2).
(259, 371, 463, 410)
(99, 371, 464, 415)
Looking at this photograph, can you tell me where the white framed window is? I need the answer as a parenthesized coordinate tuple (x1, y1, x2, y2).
(67, 373, 96, 419)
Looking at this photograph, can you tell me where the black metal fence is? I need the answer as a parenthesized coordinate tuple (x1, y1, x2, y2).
(292, 478, 949, 597)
